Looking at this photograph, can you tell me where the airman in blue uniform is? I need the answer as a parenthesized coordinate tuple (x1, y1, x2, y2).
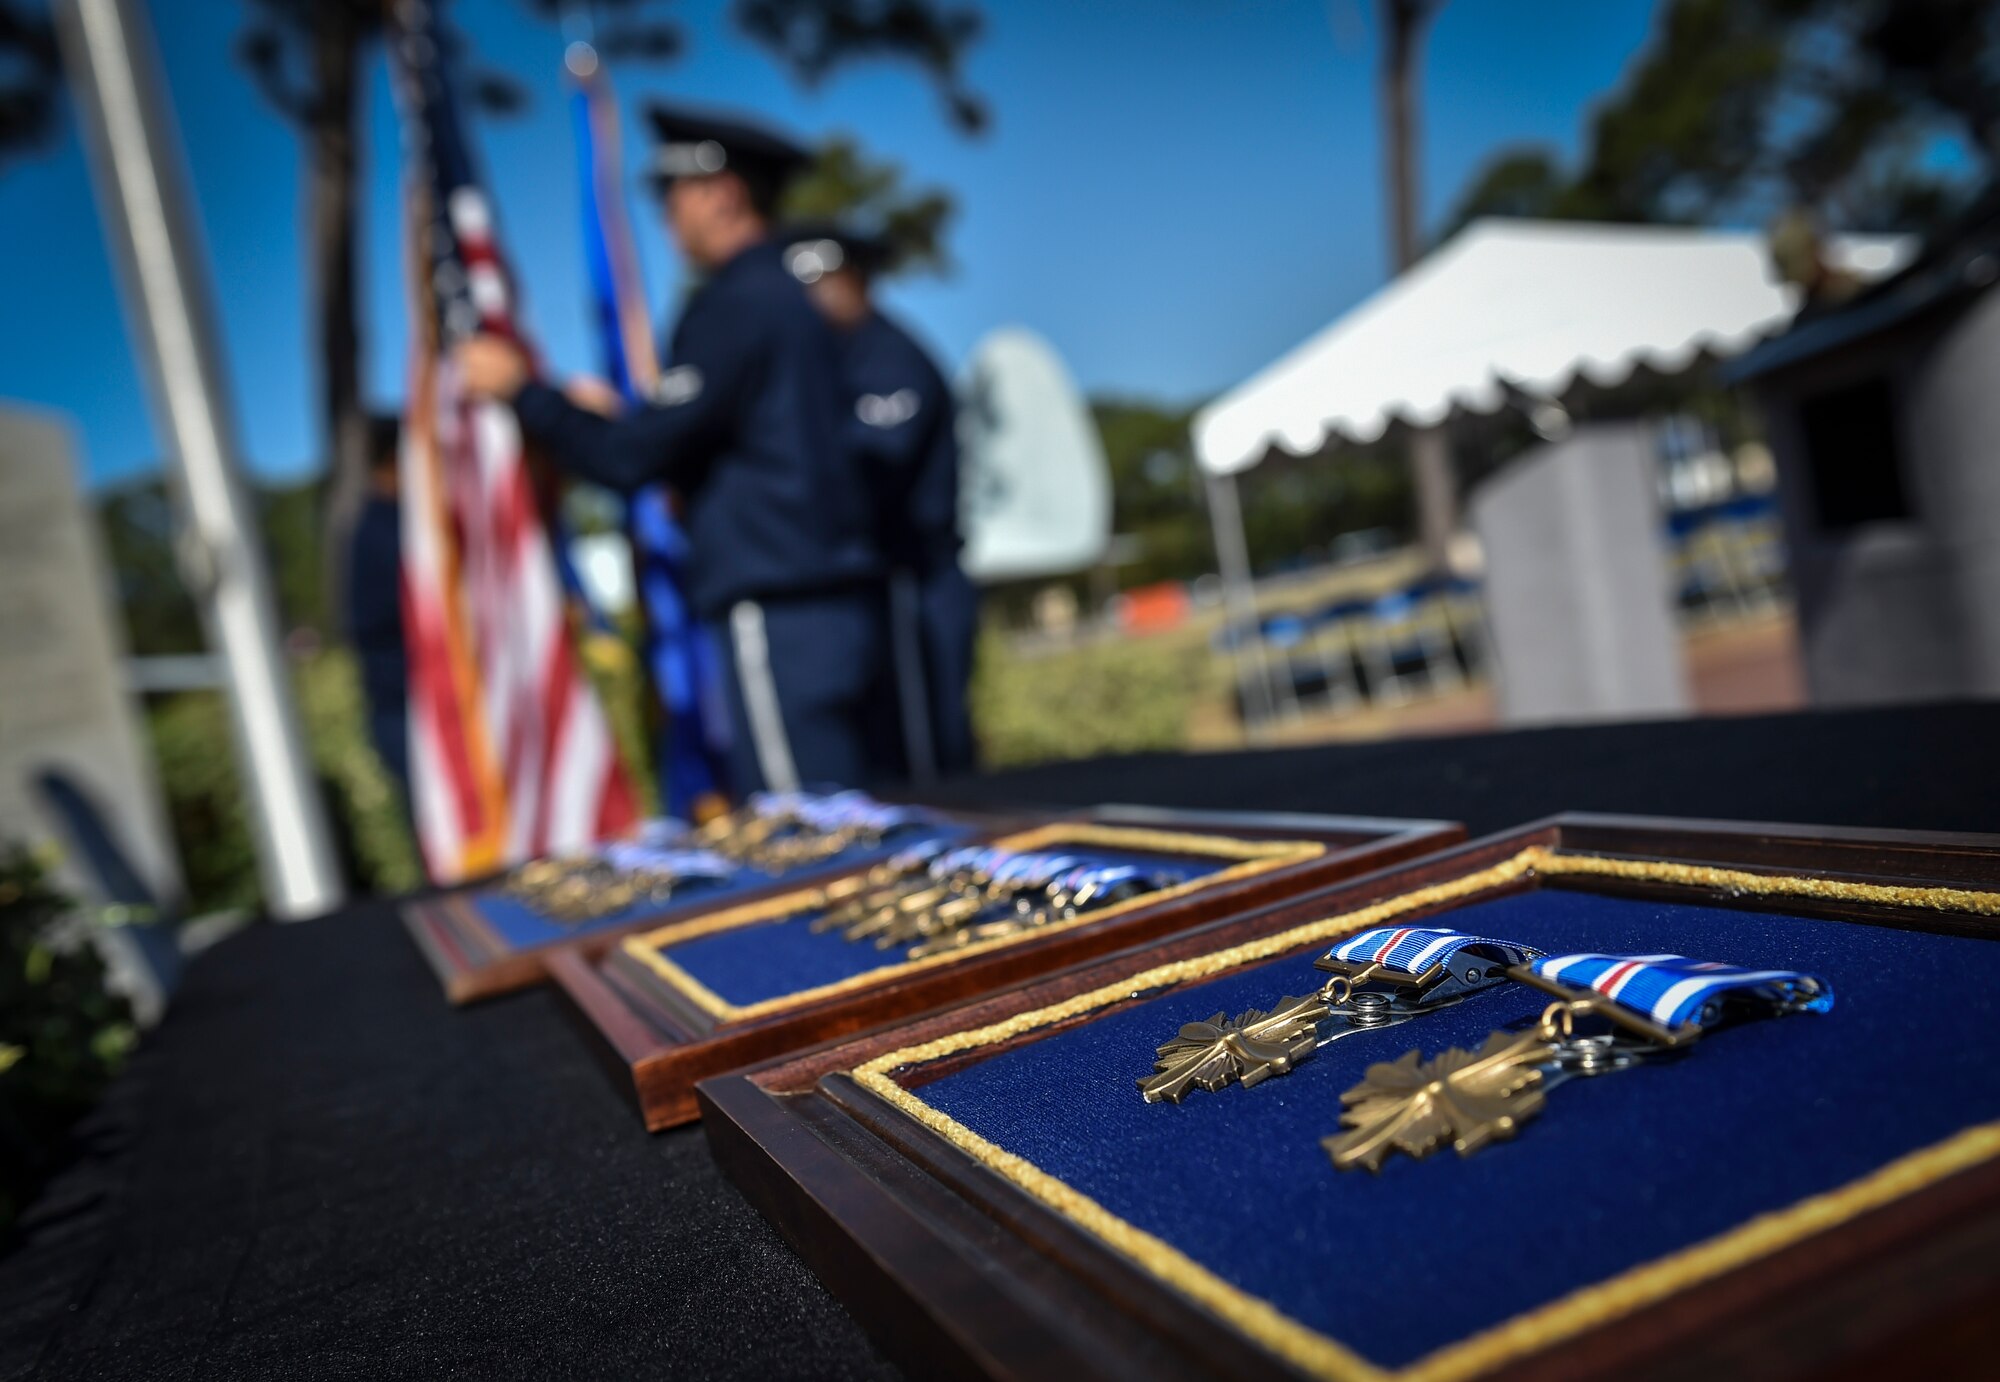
(456, 104, 888, 796)
(346, 415, 411, 802)
(787, 225, 980, 778)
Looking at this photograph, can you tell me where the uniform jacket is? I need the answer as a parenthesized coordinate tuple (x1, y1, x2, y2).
(842, 309, 962, 575)
(512, 238, 883, 616)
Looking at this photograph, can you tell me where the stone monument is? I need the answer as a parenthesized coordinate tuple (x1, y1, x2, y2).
(1470, 423, 1691, 725)
(0, 404, 182, 908)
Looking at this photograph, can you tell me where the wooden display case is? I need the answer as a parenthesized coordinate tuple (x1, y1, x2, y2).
(402, 808, 1004, 1004)
(552, 807, 1460, 1128)
(698, 815, 2000, 1382)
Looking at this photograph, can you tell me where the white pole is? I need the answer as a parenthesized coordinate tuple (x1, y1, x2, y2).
(1203, 468, 1276, 736)
(57, 0, 345, 919)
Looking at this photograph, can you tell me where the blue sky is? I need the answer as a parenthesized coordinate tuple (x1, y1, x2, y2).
(0, 0, 1661, 488)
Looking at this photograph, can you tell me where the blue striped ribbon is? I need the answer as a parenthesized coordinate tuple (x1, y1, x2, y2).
(929, 845, 1017, 879)
(989, 853, 1083, 888)
(628, 786, 923, 848)
(1324, 926, 1543, 978)
(923, 847, 1132, 892)
(1530, 952, 1834, 1030)
(881, 836, 958, 873)
(737, 790, 921, 831)
(790, 791, 929, 835)
(1053, 863, 1161, 904)
(632, 816, 693, 848)
(1052, 862, 1143, 894)
(596, 842, 737, 880)
(745, 790, 808, 817)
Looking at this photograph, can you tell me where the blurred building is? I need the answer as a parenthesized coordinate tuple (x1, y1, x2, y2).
(1735, 195, 2000, 706)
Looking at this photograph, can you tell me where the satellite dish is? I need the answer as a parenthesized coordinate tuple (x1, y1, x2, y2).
(955, 327, 1111, 584)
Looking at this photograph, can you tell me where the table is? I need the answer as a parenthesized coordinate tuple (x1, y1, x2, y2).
(7, 702, 2000, 1380)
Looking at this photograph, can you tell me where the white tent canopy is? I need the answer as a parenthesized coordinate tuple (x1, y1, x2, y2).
(1193, 219, 1911, 476)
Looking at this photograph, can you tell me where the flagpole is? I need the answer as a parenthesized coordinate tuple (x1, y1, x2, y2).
(566, 39, 730, 821)
(56, 0, 345, 919)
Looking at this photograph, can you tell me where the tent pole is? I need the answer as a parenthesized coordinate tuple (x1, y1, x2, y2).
(1410, 424, 1457, 571)
(1203, 469, 1276, 737)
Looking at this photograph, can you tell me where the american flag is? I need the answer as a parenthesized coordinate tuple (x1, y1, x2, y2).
(391, 0, 637, 882)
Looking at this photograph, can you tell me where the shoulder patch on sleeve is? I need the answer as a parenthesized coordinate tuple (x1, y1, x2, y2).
(855, 387, 922, 428)
(651, 364, 704, 407)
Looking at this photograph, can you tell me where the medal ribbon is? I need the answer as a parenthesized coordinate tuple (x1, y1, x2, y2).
(632, 816, 693, 848)
(925, 846, 1054, 883)
(1324, 925, 1543, 978)
(596, 842, 737, 880)
(987, 852, 1084, 888)
(881, 836, 958, 873)
(786, 790, 929, 835)
(1051, 862, 1148, 896)
(920, 848, 1164, 898)
(1529, 952, 1834, 1030)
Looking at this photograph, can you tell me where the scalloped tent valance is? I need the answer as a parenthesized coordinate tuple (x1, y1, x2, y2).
(1192, 219, 1911, 476)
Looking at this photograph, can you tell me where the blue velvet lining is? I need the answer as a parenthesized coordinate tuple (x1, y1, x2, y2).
(911, 888, 2000, 1369)
(655, 849, 1214, 1009)
(471, 874, 735, 949)
(465, 825, 972, 951)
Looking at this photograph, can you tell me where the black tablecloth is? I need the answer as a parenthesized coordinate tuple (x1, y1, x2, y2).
(8, 702, 2000, 1380)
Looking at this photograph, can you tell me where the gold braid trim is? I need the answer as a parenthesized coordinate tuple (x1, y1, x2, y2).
(620, 823, 1324, 1024)
(850, 847, 2000, 1382)
(1404, 1122, 2000, 1382)
(1535, 849, 2000, 916)
(855, 1055, 1393, 1382)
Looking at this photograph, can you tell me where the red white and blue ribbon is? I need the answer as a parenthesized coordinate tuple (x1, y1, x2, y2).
(922, 846, 1170, 900)
(1529, 952, 1834, 1030)
(595, 842, 737, 881)
(1324, 926, 1543, 978)
(1052, 862, 1149, 898)
(987, 852, 1084, 888)
(738, 789, 930, 837)
(789, 791, 931, 836)
(631, 816, 694, 848)
(625, 791, 927, 851)
(880, 836, 960, 873)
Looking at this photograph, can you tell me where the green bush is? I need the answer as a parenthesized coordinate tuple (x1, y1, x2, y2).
(294, 648, 424, 896)
(970, 628, 1214, 768)
(146, 648, 424, 915)
(0, 848, 134, 1237)
(146, 685, 259, 916)
(144, 633, 666, 915)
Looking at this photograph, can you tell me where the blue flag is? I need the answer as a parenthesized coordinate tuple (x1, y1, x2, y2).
(568, 53, 730, 820)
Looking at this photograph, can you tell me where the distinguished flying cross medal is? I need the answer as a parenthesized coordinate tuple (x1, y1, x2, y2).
(1139, 927, 1543, 1102)
(1138, 926, 1834, 1172)
(507, 841, 737, 923)
(814, 844, 1177, 961)
(507, 789, 929, 923)
(693, 789, 932, 869)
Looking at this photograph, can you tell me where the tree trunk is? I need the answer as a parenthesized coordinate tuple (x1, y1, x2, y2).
(1380, 0, 1424, 275)
(312, 5, 367, 638)
(1379, 0, 1458, 572)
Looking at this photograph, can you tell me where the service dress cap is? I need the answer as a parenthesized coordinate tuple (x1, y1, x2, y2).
(780, 220, 895, 282)
(645, 101, 812, 186)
